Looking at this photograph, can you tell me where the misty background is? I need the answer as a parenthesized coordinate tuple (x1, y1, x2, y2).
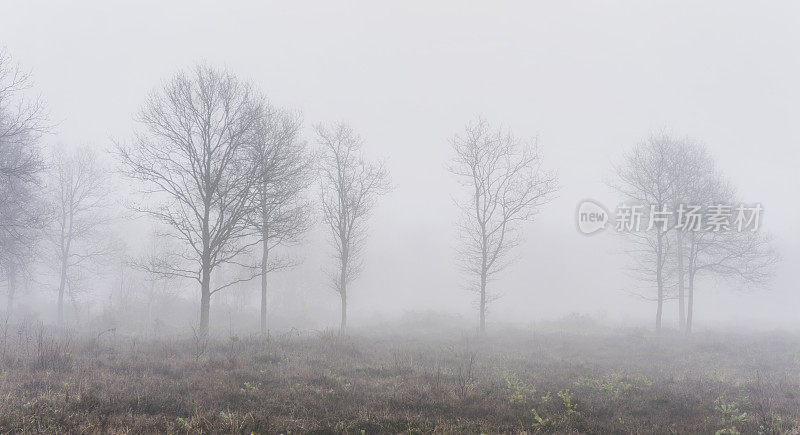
(1, 1, 798, 333)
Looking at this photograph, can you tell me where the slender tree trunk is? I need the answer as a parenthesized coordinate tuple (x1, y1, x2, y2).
(199, 198, 212, 337)
(479, 270, 487, 333)
(57, 209, 73, 327)
(686, 269, 695, 334)
(338, 228, 349, 335)
(260, 238, 269, 335)
(340, 291, 347, 335)
(199, 264, 211, 337)
(685, 237, 697, 335)
(339, 258, 347, 335)
(479, 226, 488, 334)
(146, 278, 157, 337)
(655, 231, 664, 334)
(6, 264, 16, 318)
(676, 230, 686, 332)
(57, 254, 68, 326)
(146, 298, 153, 337)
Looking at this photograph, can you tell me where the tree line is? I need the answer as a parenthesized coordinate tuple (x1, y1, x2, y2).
(612, 133, 777, 334)
(0, 52, 777, 336)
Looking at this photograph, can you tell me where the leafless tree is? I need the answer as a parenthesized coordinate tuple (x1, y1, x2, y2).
(1, 171, 48, 318)
(449, 118, 557, 333)
(246, 106, 313, 335)
(613, 132, 679, 334)
(49, 147, 114, 326)
(129, 228, 179, 336)
(1, 220, 45, 318)
(0, 48, 49, 317)
(684, 228, 777, 333)
(679, 178, 778, 334)
(316, 122, 389, 335)
(666, 137, 714, 332)
(0, 48, 48, 162)
(615, 132, 778, 334)
(117, 64, 263, 336)
(662, 138, 777, 334)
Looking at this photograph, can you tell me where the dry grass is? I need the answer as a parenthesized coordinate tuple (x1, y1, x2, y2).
(0, 322, 799, 433)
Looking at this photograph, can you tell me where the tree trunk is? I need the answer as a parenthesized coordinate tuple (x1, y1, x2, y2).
(655, 231, 664, 334)
(339, 260, 347, 335)
(199, 265, 211, 337)
(479, 270, 487, 333)
(58, 210, 73, 327)
(146, 298, 153, 337)
(6, 264, 16, 318)
(146, 278, 156, 337)
(57, 255, 68, 326)
(676, 230, 686, 332)
(686, 269, 695, 334)
(479, 227, 488, 334)
(260, 240, 269, 335)
(340, 291, 347, 335)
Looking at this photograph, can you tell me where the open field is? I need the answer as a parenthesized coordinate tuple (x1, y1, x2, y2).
(1, 323, 799, 433)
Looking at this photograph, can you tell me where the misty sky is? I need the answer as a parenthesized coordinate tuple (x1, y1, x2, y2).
(2, 1, 799, 330)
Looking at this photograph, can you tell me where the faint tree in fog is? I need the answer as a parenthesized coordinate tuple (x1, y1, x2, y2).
(449, 118, 557, 333)
(685, 229, 777, 333)
(0, 48, 49, 317)
(316, 123, 389, 335)
(246, 107, 313, 335)
(1, 218, 45, 317)
(49, 147, 114, 326)
(678, 174, 778, 334)
(130, 229, 179, 336)
(0, 48, 48, 154)
(117, 65, 263, 336)
(666, 137, 713, 332)
(613, 132, 678, 334)
(615, 132, 778, 334)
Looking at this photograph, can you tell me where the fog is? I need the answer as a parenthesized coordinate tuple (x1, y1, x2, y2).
(7, 3, 800, 433)
(2, 1, 799, 335)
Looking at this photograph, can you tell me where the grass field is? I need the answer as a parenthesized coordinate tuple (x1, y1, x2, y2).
(1, 322, 799, 433)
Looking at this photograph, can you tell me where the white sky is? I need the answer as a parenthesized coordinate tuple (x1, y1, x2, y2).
(2, 1, 799, 330)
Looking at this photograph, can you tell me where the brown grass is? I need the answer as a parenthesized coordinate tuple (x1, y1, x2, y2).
(0, 323, 799, 433)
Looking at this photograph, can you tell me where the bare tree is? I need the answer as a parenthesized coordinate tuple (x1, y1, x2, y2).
(247, 106, 313, 335)
(49, 147, 113, 326)
(0, 48, 48, 160)
(449, 118, 557, 333)
(662, 138, 777, 334)
(0, 48, 49, 317)
(117, 64, 263, 336)
(1, 215, 46, 318)
(666, 138, 714, 332)
(615, 132, 778, 334)
(684, 228, 777, 333)
(316, 123, 389, 335)
(613, 132, 679, 333)
(1, 165, 48, 317)
(129, 228, 179, 336)
(680, 179, 778, 334)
